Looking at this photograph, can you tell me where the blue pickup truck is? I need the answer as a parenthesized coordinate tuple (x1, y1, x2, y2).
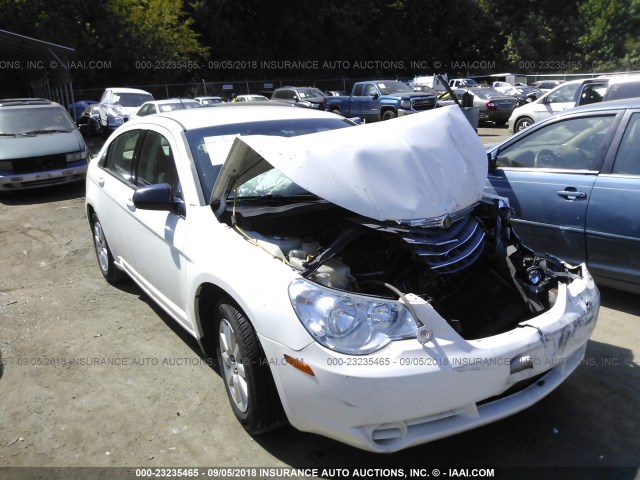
(325, 80, 437, 122)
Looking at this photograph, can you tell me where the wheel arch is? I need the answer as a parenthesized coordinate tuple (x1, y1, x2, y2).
(380, 106, 397, 120)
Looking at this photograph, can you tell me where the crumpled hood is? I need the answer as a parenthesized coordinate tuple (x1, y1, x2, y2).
(212, 105, 487, 222)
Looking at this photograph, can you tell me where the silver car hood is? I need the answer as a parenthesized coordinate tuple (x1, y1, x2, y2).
(211, 106, 487, 222)
(0, 131, 84, 160)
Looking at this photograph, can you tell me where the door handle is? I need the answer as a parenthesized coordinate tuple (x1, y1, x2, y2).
(126, 198, 136, 211)
(97, 176, 105, 187)
(557, 188, 587, 200)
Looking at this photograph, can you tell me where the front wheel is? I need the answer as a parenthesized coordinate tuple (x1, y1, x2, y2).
(382, 109, 397, 121)
(515, 116, 534, 132)
(91, 213, 127, 284)
(215, 301, 285, 434)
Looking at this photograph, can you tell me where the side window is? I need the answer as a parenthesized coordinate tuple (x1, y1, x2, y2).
(137, 105, 149, 117)
(135, 131, 181, 196)
(578, 82, 606, 106)
(605, 81, 640, 101)
(612, 113, 640, 175)
(496, 115, 616, 170)
(352, 85, 364, 96)
(103, 129, 142, 182)
(364, 84, 377, 96)
(546, 83, 579, 103)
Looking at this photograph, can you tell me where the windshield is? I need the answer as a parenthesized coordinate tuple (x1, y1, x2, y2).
(0, 106, 75, 135)
(186, 117, 355, 201)
(297, 88, 324, 99)
(111, 92, 154, 107)
(377, 81, 413, 94)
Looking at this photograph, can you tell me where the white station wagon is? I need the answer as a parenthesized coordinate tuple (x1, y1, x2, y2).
(85, 104, 599, 452)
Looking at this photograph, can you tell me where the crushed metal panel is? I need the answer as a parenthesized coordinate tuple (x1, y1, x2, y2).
(214, 106, 487, 222)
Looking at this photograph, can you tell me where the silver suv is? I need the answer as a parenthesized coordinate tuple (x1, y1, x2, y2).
(0, 98, 88, 193)
(271, 86, 326, 109)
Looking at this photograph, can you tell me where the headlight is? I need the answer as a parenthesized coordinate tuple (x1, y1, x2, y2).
(289, 278, 417, 354)
(66, 149, 88, 163)
(400, 99, 412, 109)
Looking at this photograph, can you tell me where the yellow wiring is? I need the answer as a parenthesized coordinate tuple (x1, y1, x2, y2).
(231, 178, 287, 264)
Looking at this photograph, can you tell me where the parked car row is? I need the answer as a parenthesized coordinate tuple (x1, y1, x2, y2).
(508, 74, 640, 132)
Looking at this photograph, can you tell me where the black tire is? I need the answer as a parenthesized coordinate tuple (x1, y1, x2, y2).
(382, 109, 397, 121)
(101, 124, 110, 140)
(215, 301, 285, 434)
(330, 107, 342, 116)
(90, 213, 127, 284)
(515, 116, 533, 132)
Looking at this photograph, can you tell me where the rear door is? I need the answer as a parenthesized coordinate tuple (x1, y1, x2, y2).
(586, 110, 640, 290)
(486, 112, 619, 265)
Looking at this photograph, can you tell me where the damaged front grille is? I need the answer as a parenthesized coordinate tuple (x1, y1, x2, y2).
(353, 209, 486, 275)
(399, 215, 485, 273)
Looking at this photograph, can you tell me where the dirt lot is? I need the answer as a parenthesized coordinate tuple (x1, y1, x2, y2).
(0, 129, 638, 479)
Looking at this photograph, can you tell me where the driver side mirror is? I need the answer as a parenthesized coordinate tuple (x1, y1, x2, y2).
(292, 95, 299, 102)
(133, 183, 185, 216)
(487, 150, 498, 172)
(371, 93, 379, 100)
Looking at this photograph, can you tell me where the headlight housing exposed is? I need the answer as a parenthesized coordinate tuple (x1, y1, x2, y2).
(400, 99, 412, 109)
(289, 278, 418, 355)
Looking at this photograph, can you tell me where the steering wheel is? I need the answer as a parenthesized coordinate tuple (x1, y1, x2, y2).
(534, 148, 557, 168)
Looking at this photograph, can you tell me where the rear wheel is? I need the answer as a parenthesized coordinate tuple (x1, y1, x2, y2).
(215, 301, 285, 434)
(90, 213, 127, 284)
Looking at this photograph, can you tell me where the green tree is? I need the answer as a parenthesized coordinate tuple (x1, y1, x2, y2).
(579, 0, 640, 71)
(478, 0, 582, 69)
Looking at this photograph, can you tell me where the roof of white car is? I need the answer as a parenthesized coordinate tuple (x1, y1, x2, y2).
(147, 99, 199, 105)
(106, 87, 152, 94)
(132, 103, 337, 131)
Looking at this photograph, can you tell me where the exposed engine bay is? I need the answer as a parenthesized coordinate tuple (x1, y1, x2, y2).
(221, 196, 582, 340)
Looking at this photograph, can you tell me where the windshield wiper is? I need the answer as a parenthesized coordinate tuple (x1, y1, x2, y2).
(0, 133, 17, 136)
(23, 129, 72, 135)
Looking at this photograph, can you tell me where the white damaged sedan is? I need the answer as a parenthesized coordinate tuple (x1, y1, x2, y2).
(85, 104, 599, 452)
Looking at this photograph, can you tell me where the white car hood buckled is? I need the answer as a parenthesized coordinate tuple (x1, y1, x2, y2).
(211, 105, 487, 222)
